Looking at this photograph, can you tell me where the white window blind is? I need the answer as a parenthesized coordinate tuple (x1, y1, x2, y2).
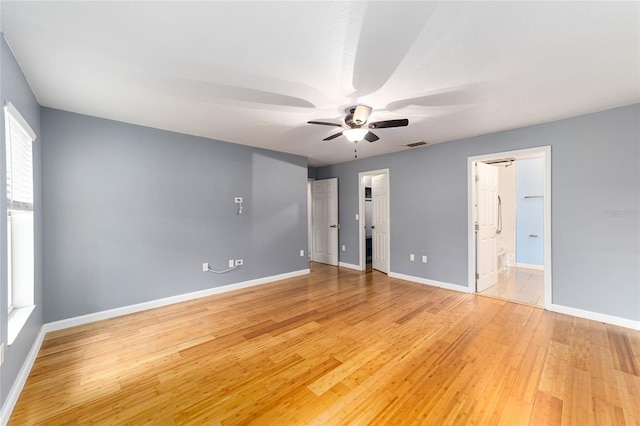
(5, 102, 36, 211)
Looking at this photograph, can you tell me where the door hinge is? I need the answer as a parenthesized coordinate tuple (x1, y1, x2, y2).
(475, 273, 479, 280)
(475, 175, 479, 182)
(474, 223, 479, 232)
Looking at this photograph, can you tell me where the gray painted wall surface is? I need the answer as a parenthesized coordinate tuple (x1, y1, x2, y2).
(316, 104, 640, 321)
(0, 36, 43, 406)
(42, 108, 308, 322)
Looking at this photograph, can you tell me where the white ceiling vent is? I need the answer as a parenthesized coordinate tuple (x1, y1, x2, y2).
(405, 141, 428, 148)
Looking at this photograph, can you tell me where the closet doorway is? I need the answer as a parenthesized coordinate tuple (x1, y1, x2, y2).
(359, 169, 390, 272)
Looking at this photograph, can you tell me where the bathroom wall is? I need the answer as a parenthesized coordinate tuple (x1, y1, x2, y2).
(497, 163, 517, 267)
(516, 158, 545, 266)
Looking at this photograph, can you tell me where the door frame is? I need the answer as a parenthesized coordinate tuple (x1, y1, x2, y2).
(467, 146, 552, 309)
(358, 169, 390, 271)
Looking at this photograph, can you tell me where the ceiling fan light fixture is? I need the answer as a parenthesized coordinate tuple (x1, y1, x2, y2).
(343, 128, 369, 142)
(352, 105, 372, 125)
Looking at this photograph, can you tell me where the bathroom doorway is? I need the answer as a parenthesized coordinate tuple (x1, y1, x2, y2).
(468, 147, 551, 308)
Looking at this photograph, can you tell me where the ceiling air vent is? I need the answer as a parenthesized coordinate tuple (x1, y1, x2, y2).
(405, 141, 428, 148)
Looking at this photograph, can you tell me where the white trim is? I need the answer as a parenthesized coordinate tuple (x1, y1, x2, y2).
(44, 269, 310, 333)
(467, 146, 552, 308)
(549, 303, 640, 331)
(516, 263, 544, 271)
(7, 305, 35, 345)
(1, 269, 310, 424)
(338, 262, 361, 271)
(0, 326, 46, 426)
(388, 272, 474, 294)
(4, 102, 36, 141)
(358, 169, 390, 272)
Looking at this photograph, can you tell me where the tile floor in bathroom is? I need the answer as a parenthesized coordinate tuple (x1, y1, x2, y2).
(479, 266, 544, 307)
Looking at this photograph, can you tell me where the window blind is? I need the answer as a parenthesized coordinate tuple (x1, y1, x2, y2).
(5, 103, 36, 211)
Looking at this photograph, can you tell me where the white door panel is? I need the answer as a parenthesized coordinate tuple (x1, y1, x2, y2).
(476, 162, 499, 292)
(371, 174, 388, 273)
(311, 178, 338, 266)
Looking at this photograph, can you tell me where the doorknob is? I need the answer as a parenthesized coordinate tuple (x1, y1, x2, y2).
(330, 224, 337, 228)
(371, 226, 375, 229)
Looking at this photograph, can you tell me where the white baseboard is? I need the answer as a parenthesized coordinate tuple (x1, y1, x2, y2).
(338, 262, 362, 271)
(44, 269, 310, 333)
(0, 268, 311, 425)
(516, 263, 544, 271)
(388, 272, 473, 294)
(549, 303, 640, 330)
(0, 327, 46, 426)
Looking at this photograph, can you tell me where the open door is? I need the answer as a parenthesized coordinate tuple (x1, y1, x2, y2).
(311, 178, 339, 266)
(371, 174, 389, 273)
(476, 162, 499, 291)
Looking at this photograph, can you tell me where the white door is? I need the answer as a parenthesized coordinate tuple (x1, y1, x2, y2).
(311, 178, 339, 266)
(476, 162, 499, 292)
(371, 174, 388, 273)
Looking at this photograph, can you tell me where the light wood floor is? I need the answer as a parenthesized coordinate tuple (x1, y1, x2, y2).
(10, 263, 640, 425)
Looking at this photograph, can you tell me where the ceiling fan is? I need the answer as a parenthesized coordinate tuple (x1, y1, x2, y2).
(308, 105, 409, 144)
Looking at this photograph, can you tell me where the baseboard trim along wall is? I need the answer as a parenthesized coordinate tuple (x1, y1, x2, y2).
(0, 268, 310, 424)
(0, 327, 47, 426)
(549, 303, 640, 331)
(388, 272, 474, 294)
(44, 269, 310, 333)
(516, 262, 544, 271)
(338, 262, 361, 271)
(389, 272, 640, 331)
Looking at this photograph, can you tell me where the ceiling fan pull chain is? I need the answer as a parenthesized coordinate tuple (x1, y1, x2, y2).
(354, 141, 358, 158)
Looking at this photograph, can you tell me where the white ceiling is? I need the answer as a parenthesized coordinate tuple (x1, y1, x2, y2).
(1, 1, 639, 167)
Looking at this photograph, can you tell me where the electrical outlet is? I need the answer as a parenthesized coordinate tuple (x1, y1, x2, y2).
(410, 253, 415, 261)
(202, 263, 209, 272)
(235, 259, 244, 266)
(235, 197, 243, 203)
(422, 255, 428, 263)
(228, 259, 234, 268)
(342, 245, 346, 251)
(300, 249, 305, 257)
(355, 213, 359, 220)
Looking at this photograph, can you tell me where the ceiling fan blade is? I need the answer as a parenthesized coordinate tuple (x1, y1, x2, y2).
(364, 132, 379, 142)
(369, 119, 409, 129)
(323, 132, 343, 141)
(308, 120, 343, 127)
(349, 3, 436, 97)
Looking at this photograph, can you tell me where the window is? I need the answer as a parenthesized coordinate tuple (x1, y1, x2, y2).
(5, 102, 36, 344)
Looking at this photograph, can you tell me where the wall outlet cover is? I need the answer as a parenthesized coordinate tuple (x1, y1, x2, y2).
(422, 255, 428, 263)
(410, 254, 415, 261)
(235, 259, 244, 266)
(202, 263, 209, 272)
(228, 259, 234, 268)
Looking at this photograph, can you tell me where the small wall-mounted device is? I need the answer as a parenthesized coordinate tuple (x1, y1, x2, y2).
(235, 197, 243, 215)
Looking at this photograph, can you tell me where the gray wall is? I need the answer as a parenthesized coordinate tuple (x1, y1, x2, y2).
(0, 36, 43, 406)
(316, 104, 640, 321)
(41, 108, 308, 322)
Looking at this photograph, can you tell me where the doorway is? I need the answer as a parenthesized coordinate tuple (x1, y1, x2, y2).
(310, 178, 339, 266)
(359, 169, 390, 272)
(468, 147, 551, 309)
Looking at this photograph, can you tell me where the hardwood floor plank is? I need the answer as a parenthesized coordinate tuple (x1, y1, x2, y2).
(9, 263, 640, 425)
